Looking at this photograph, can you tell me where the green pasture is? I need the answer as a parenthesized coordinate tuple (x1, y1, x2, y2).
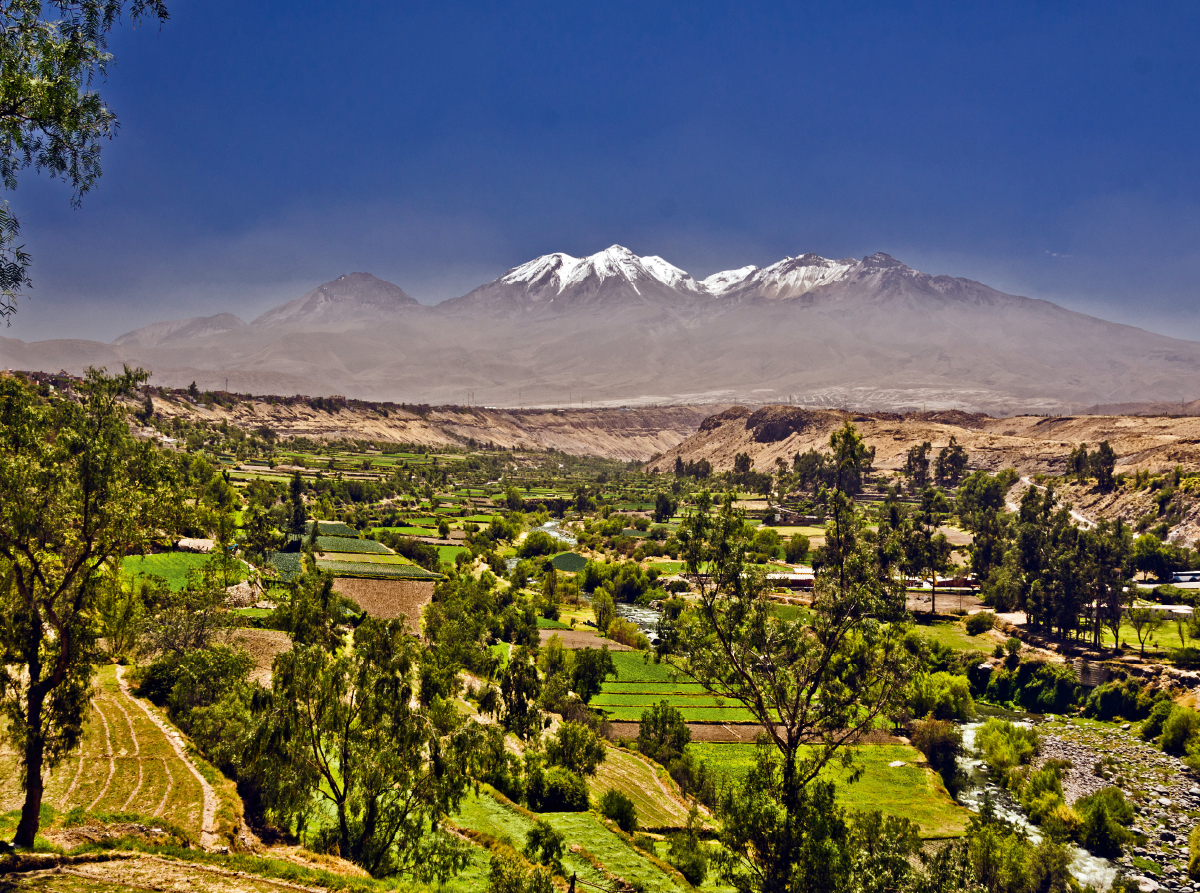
(603, 705, 761, 722)
(913, 620, 997, 653)
(313, 535, 392, 554)
(122, 551, 246, 591)
(438, 545, 469, 563)
(314, 560, 441, 580)
(370, 526, 434, 536)
(691, 742, 968, 838)
(551, 552, 589, 572)
(537, 616, 571, 629)
(318, 551, 413, 565)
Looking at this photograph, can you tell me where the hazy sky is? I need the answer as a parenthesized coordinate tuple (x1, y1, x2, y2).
(7, 0, 1200, 342)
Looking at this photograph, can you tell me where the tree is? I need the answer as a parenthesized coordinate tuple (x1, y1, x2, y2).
(545, 721, 606, 776)
(1091, 441, 1117, 492)
(829, 421, 874, 496)
(784, 533, 810, 564)
(253, 616, 480, 877)
(1128, 606, 1163, 658)
(569, 646, 616, 704)
(1068, 444, 1090, 484)
(637, 700, 691, 765)
(902, 489, 953, 614)
(501, 645, 542, 739)
(0, 1, 170, 320)
(673, 486, 911, 893)
(0, 367, 178, 846)
(934, 437, 968, 487)
(654, 491, 676, 524)
(904, 442, 932, 491)
(591, 587, 616, 632)
(956, 470, 1017, 583)
(288, 471, 307, 536)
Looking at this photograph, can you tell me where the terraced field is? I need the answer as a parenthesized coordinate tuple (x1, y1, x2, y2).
(589, 748, 692, 830)
(593, 652, 760, 723)
(453, 789, 688, 893)
(691, 741, 969, 838)
(0, 665, 217, 845)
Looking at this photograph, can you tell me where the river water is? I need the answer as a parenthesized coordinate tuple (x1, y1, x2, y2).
(957, 714, 1118, 890)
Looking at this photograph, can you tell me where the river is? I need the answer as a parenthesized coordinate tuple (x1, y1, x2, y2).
(957, 712, 1118, 890)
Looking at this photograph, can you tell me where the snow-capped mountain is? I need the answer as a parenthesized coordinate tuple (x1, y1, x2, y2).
(706, 253, 858, 299)
(440, 245, 708, 315)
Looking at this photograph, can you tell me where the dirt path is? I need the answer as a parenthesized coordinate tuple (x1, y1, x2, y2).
(86, 698, 116, 811)
(114, 665, 217, 849)
(1012, 476, 1096, 529)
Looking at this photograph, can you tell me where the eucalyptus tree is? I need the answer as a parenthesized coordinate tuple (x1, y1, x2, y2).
(0, 0, 170, 319)
(0, 366, 178, 846)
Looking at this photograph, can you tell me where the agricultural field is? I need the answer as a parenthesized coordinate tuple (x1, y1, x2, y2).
(0, 665, 222, 846)
(913, 619, 1001, 653)
(453, 789, 692, 893)
(121, 552, 247, 591)
(594, 652, 761, 723)
(588, 748, 692, 829)
(690, 742, 969, 838)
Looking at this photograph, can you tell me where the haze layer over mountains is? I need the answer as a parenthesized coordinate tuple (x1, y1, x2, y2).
(3, 246, 1197, 413)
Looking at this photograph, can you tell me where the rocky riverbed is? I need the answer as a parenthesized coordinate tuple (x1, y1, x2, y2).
(1040, 716, 1200, 890)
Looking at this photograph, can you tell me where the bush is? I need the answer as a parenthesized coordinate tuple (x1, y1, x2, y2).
(1161, 706, 1200, 754)
(966, 611, 996, 635)
(985, 660, 1079, 713)
(599, 789, 639, 834)
(637, 701, 691, 766)
(523, 820, 565, 875)
(1083, 674, 1164, 722)
(519, 530, 559, 559)
(909, 671, 975, 721)
(529, 767, 589, 812)
(488, 852, 555, 893)
(784, 533, 810, 564)
(910, 719, 963, 795)
(1175, 647, 1200, 669)
(975, 718, 1038, 780)
(1075, 786, 1134, 857)
(606, 617, 649, 650)
(1142, 699, 1176, 741)
(667, 816, 709, 886)
(1190, 823, 1200, 881)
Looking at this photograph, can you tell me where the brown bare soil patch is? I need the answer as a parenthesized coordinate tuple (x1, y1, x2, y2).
(332, 578, 433, 628)
(233, 629, 293, 686)
(607, 722, 904, 743)
(539, 628, 633, 651)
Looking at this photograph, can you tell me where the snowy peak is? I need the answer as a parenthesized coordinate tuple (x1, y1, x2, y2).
(500, 245, 704, 296)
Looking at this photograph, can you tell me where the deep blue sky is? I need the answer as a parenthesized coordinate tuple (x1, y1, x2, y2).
(8, 0, 1200, 341)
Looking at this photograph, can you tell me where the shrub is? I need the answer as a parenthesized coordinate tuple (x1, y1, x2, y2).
(1142, 699, 1176, 741)
(1175, 647, 1200, 669)
(599, 789, 639, 834)
(784, 533, 810, 564)
(488, 852, 555, 893)
(545, 721, 606, 777)
(1161, 706, 1200, 754)
(523, 820, 565, 875)
(519, 531, 559, 559)
(909, 671, 975, 721)
(1075, 786, 1134, 857)
(637, 701, 691, 766)
(910, 719, 963, 795)
(985, 660, 1079, 713)
(1019, 760, 1068, 825)
(966, 611, 996, 635)
(606, 617, 649, 650)
(529, 767, 589, 812)
(1190, 823, 1200, 880)
(667, 812, 709, 886)
(976, 718, 1038, 779)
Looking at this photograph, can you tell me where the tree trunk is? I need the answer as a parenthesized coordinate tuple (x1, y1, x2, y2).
(14, 692, 45, 847)
(929, 578, 936, 615)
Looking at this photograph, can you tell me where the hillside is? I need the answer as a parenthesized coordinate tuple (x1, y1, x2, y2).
(7, 248, 1200, 411)
(145, 390, 727, 460)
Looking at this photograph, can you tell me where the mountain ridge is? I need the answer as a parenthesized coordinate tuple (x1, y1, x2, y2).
(6, 246, 1200, 413)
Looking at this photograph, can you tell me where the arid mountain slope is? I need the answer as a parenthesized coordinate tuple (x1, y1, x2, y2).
(148, 392, 728, 461)
(7, 248, 1200, 411)
(648, 405, 1200, 478)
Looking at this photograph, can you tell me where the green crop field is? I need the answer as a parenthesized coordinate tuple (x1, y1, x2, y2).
(537, 616, 571, 629)
(589, 748, 692, 830)
(122, 552, 246, 591)
(318, 551, 413, 565)
(439, 545, 469, 563)
(691, 742, 968, 837)
(0, 665, 221, 843)
(551, 552, 588, 572)
(914, 621, 997, 652)
(314, 560, 442, 580)
(305, 520, 359, 537)
(371, 526, 436, 536)
(312, 535, 392, 553)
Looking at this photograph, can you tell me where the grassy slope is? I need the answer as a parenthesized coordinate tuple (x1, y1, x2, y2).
(122, 552, 246, 591)
(691, 742, 968, 838)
